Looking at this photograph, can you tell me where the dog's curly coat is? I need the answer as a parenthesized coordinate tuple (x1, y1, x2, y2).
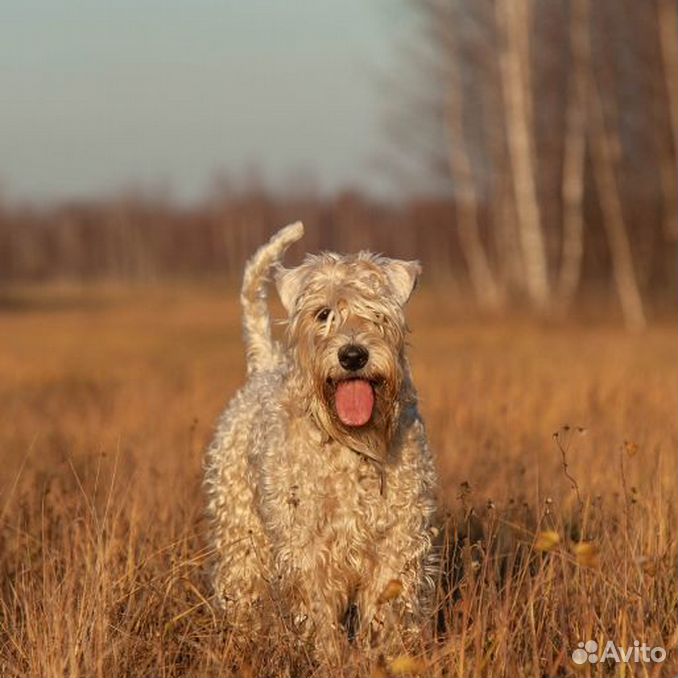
(204, 223, 438, 657)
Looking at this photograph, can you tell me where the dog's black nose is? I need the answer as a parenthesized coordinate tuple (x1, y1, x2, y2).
(338, 344, 369, 371)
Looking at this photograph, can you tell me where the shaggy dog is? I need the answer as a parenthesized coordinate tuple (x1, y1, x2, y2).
(204, 223, 438, 658)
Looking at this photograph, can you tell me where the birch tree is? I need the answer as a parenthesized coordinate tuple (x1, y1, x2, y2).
(441, 3, 502, 309)
(557, 0, 589, 305)
(495, 0, 550, 308)
(587, 50, 647, 330)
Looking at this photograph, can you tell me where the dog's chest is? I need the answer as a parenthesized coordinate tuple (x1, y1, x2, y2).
(324, 443, 384, 508)
(275, 433, 393, 544)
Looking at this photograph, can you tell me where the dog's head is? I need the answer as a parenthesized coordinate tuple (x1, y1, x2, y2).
(276, 251, 420, 461)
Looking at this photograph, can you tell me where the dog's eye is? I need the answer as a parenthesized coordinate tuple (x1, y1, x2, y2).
(315, 307, 331, 322)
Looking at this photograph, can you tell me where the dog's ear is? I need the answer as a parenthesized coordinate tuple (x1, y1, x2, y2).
(275, 265, 304, 315)
(382, 259, 422, 306)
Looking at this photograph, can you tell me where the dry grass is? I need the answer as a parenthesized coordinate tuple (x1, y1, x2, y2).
(0, 284, 675, 677)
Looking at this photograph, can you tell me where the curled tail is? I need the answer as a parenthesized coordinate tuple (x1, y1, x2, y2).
(240, 221, 304, 374)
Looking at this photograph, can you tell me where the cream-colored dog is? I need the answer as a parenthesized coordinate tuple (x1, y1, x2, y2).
(204, 223, 438, 658)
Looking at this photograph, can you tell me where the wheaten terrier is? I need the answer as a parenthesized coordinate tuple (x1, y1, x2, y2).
(204, 223, 438, 658)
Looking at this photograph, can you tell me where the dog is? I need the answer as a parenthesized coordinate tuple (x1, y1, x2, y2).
(204, 223, 438, 659)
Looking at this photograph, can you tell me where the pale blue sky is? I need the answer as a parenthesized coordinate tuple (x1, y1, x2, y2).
(1, 1, 408, 203)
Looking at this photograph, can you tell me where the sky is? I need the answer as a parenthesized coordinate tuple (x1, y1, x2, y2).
(1, 1, 408, 203)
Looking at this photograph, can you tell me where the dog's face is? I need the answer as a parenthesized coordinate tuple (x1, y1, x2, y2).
(276, 252, 420, 461)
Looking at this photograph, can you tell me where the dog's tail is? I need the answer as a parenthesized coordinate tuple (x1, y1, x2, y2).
(240, 221, 304, 374)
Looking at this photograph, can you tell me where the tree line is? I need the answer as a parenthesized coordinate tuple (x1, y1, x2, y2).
(0, 0, 675, 326)
(383, 0, 676, 327)
(0, 187, 673, 312)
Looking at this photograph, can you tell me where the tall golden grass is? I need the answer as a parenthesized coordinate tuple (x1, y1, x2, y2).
(0, 284, 675, 677)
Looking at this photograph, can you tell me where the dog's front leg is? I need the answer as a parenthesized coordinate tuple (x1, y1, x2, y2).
(274, 557, 352, 664)
(355, 568, 424, 655)
(354, 520, 436, 656)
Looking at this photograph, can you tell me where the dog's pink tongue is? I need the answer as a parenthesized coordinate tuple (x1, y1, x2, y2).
(335, 379, 374, 427)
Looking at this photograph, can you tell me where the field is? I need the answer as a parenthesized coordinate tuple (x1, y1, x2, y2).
(0, 283, 675, 677)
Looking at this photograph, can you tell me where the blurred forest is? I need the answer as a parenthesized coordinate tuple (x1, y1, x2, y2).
(0, 0, 676, 327)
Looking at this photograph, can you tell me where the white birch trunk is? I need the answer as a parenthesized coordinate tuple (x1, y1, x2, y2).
(588, 68, 647, 330)
(444, 64, 502, 309)
(496, 0, 551, 308)
(558, 0, 589, 305)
